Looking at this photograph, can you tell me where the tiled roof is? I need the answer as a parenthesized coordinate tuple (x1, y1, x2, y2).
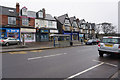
(45, 14, 55, 21)
(27, 11, 36, 18)
(70, 17, 74, 24)
(57, 14, 67, 24)
(0, 6, 17, 16)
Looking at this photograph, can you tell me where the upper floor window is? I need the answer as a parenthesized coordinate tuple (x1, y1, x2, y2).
(48, 21, 53, 26)
(22, 18, 28, 26)
(8, 17, 16, 25)
(38, 12, 43, 18)
(73, 21, 77, 28)
(64, 19, 71, 27)
(21, 7, 27, 16)
(39, 20, 44, 27)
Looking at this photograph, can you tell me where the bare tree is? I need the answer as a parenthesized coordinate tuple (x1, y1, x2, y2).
(101, 22, 116, 34)
(95, 24, 101, 34)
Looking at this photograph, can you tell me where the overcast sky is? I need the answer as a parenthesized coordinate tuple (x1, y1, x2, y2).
(1, 0, 119, 27)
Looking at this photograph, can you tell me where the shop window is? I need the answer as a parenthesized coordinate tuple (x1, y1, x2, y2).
(41, 34, 49, 41)
(24, 34, 34, 40)
(7, 32, 19, 39)
(73, 34, 78, 40)
(0, 30, 6, 38)
(8, 17, 16, 25)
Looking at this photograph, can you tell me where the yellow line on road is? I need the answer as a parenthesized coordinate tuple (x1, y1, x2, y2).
(8, 51, 27, 54)
(30, 50, 43, 53)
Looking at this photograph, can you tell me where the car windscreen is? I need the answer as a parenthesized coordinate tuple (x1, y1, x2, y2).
(102, 38, 120, 44)
(88, 40, 93, 42)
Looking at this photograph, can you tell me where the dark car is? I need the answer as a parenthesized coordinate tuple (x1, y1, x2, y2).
(86, 39, 97, 45)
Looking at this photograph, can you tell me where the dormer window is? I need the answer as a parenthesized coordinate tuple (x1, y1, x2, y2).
(21, 7, 27, 16)
(9, 9, 14, 13)
(38, 11, 43, 18)
(64, 19, 71, 27)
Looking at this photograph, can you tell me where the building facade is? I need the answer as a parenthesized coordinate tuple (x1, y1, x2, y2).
(55, 14, 72, 40)
(35, 8, 58, 42)
(0, 5, 20, 40)
(18, 5, 36, 42)
(70, 16, 79, 41)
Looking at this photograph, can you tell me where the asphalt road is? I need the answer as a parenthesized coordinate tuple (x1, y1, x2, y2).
(2, 45, 120, 79)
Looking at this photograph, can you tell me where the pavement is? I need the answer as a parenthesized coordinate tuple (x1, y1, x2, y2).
(1, 41, 85, 53)
(110, 70, 120, 79)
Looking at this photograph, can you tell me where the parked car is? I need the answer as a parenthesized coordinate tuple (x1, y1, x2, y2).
(98, 36, 120, 57)
(0, 37, 20, 46)
(86, 39, 97, 45)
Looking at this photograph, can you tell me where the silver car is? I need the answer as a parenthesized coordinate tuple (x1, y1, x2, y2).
(98, 36, 120, 57)
(0, 37, 20, 46)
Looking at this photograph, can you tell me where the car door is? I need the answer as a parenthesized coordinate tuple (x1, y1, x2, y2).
(8, 38, 13, 44)
(11, 38, 17, 44)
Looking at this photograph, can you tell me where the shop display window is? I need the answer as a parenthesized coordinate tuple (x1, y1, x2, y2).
(0, 29, 6, 38)
(73, 34, 78, 40)
(24, 34, 34, 40)
(7, 32, 19, 39)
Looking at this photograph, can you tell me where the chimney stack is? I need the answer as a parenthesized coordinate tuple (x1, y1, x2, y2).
(76, 18, 80, 23)
(16, 3, 20, 14)
(42, 8, 46, 19)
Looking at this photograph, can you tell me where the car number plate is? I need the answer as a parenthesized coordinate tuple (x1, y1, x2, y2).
(105, 44, 113, 47)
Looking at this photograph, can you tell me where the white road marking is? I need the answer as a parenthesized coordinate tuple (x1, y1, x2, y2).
(65, 62, 104, 80)
(93, 60, 117, 67)
(28, 53, 67, 60)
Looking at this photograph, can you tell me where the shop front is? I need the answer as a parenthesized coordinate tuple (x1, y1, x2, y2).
(0, 28, 20, 40)
(49, 30, 58, 41)
(72, 32, 79, 41)
(36, 29, 49, 42)
(21, 28, 36, 42)
(79, 34, 84, 42)
(63, 32, 72, 41)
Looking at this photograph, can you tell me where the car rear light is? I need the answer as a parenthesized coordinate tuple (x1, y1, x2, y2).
(1, 40, 4, 42)
(119, 45, 120, 48)
(98, 43, 100, 47)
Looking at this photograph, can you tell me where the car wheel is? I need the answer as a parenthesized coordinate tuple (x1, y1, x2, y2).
(17, 42, 20, 45)
(110, 53, 115, 57)
(99, 51, 103, 57)
(6, 42, 9, 46)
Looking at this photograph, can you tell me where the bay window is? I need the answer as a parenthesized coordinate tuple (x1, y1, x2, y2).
(8, 17, 16, 25)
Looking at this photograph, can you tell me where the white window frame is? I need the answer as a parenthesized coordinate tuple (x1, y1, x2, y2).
(8, 17, 16, 25)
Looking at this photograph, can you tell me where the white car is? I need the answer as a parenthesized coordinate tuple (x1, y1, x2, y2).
(0, 37, 20, 46)
(98, 36, 120, 57)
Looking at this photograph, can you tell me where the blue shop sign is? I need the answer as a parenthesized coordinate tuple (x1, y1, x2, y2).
(41, 30, 49, 33)
(64, 33, 71, 35)
(79, 34, 84, 37)
(72, 33, 78, 35)
(7, 29, 19, 33)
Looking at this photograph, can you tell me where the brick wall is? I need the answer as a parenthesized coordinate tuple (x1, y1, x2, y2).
(0, 15, 8, 25)
(29, 18, 35, 27)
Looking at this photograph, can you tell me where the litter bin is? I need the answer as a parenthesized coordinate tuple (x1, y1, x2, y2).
(70, 41, 73, 46)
